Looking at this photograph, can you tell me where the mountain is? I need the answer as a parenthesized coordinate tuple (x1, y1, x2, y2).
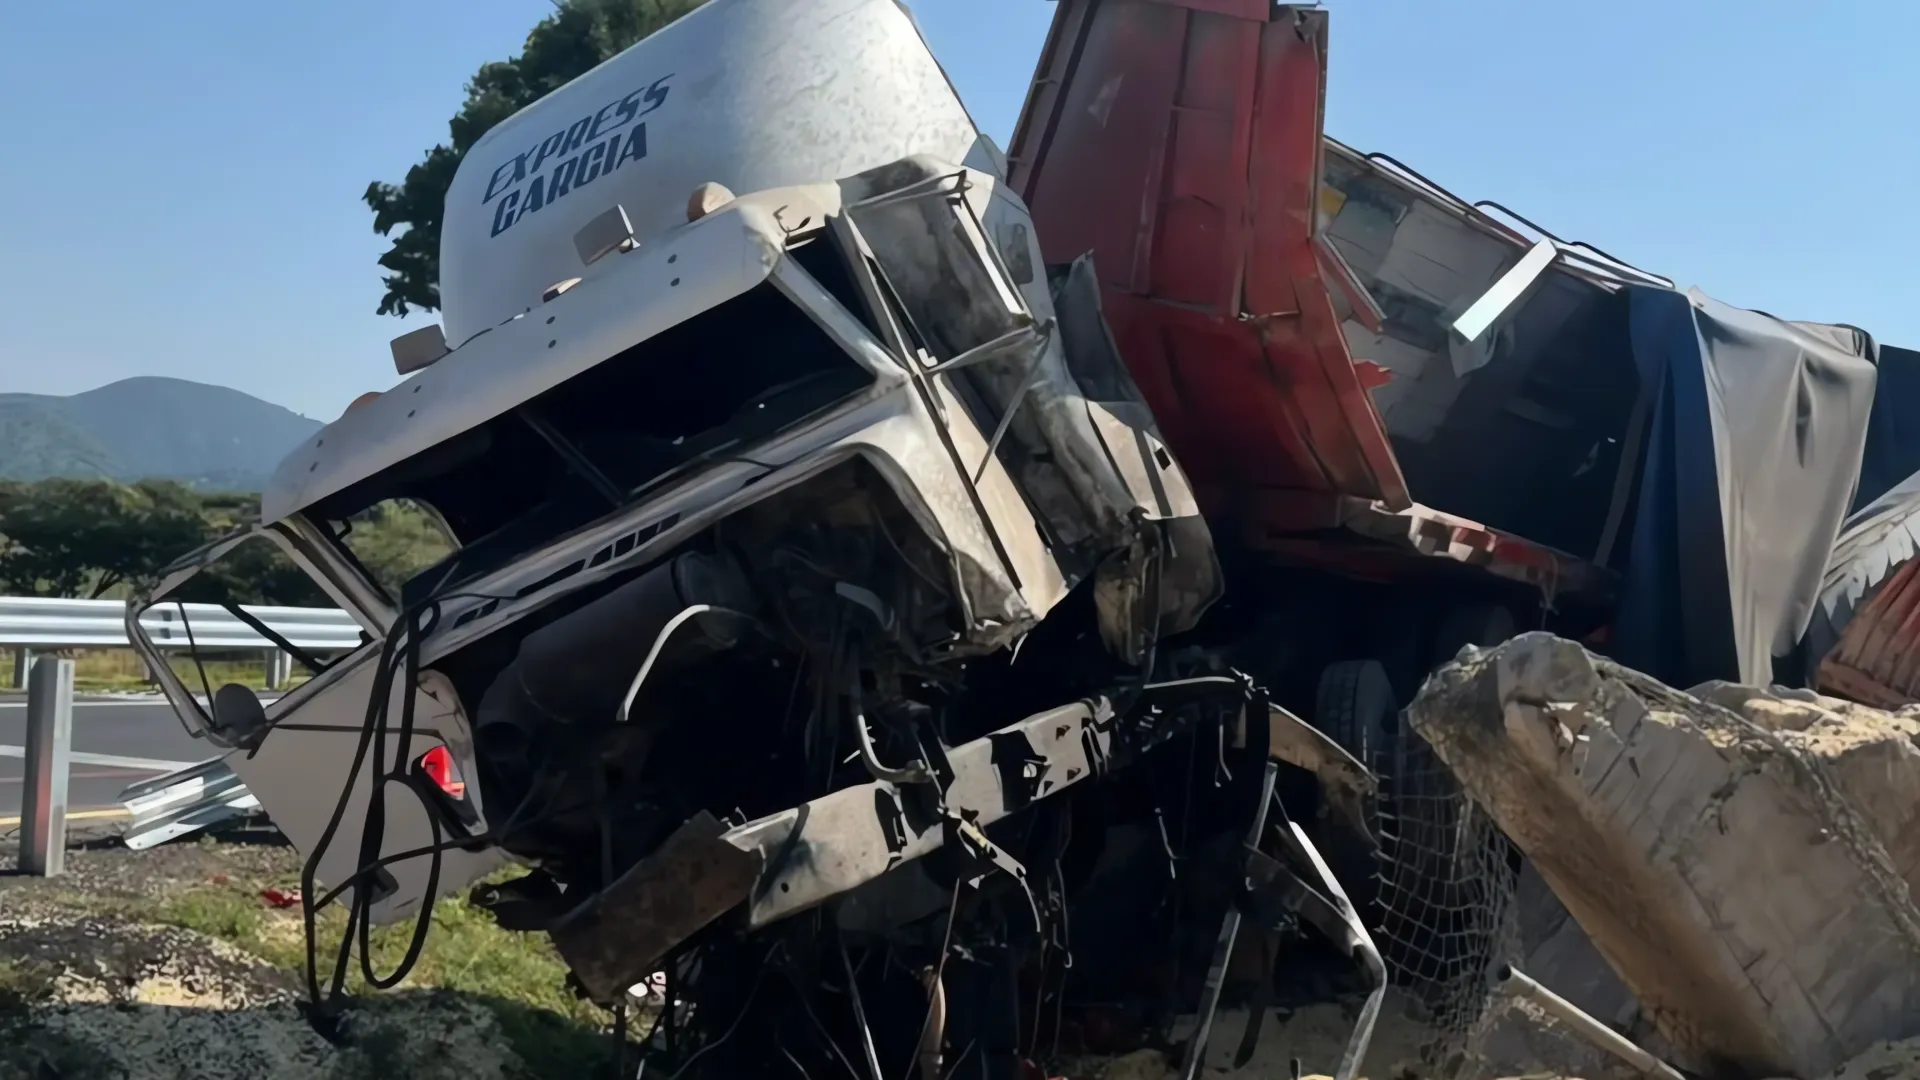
(0, 376, 322, 492)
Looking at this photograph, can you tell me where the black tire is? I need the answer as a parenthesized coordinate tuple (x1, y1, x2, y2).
(1313, 659, 1397, 769)
(1313, 659, 1398, 912)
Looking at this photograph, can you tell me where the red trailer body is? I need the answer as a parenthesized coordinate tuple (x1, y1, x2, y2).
(1009, 1, 1406, 527)
(1007, 0, 1627, 602)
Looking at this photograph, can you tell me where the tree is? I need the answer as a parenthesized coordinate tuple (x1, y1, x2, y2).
(0, 480, 211, 598)
(0, 479, 462, 605)
(336, 499, 456, 598)
(187, 535, 333, 609)
(365, 0, 706, 317)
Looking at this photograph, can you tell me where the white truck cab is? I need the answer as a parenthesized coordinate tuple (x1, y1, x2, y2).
(131, 0, 1221, 998)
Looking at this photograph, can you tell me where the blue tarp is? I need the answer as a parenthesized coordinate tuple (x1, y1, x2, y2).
(1611, 287, 1877, 689)
(1854, 345, 1920, 513)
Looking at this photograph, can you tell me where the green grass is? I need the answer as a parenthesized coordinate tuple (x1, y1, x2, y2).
(0, 957, 56, 1020)
(152, 866, 620, 1078)
(67, 648, 309, 693)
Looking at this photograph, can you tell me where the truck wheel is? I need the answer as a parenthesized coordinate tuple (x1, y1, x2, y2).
(1313, 659, 1397, 911)
(1313, 659, 1397, 768)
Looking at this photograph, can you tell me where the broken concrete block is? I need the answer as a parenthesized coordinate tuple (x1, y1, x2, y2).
(1405, 632, 1920, 1080)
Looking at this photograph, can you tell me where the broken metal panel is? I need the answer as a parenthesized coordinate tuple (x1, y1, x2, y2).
(264, 197, 796, 525)
(727, 676, 1243, 928)
(548, 810, 762, 1005)
(219, 663, 507, 925)
(120, 756, 260, 851)
(1051, 252, 1224, 653)
(729, 698, 1108, 927)
(1451, 238, 1560, 348)
(402, 397, 1061, 665)
(1009, 1, 1412, 516)
(532, 678, 1255, 1007)
(846, 160, 1114, 566)
(1264, 704, 1375, 844)
(844, 159, 1224, 618)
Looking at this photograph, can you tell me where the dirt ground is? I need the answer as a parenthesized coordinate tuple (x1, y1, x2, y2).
(0, 836, 1530, 1080)
(0, 837, 616, 1080)
(4, 837, 1919, 1080)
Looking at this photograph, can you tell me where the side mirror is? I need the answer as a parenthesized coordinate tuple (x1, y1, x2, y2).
(211, 682, 269, 749)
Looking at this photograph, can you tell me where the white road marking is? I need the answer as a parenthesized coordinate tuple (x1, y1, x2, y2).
(0, 744, 203, 772)
(0, 696, 280, 710)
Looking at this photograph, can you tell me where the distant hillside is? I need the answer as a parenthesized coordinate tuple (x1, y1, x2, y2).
(0, 377, 321, 492)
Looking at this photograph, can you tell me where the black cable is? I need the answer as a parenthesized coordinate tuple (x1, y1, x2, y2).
(297, 588, 518, 1015)
(309, 753, 560, 911)
(219, 600, 326, 674)
(299, 602, 409, 1010)
(785, 961, 862, 1080)
(610, 1001, 629, 1079)
(357, 601, 443, 990)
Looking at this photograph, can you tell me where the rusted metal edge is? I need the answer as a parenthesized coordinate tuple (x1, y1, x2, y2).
(547, 810, 762, 1004)
(1266, 704, 1376, 845)
(547, 677, 1249, 1003)
(732, 677, 1242, 927)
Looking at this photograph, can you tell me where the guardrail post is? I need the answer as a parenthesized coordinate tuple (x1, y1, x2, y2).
(9, 647, 30, 690)
(20, 656, 74, 876)
(266, 649, 291, 691)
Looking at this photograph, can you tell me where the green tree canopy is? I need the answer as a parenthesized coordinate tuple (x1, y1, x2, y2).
(0, 480, 457, 607)
(0, 480, 210, 599)
(365, 0, 706, 317)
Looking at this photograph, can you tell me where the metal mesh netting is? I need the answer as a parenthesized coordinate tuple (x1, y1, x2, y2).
(1366, 715, 1640, 1080)
(1368, 713, 1521, 1073)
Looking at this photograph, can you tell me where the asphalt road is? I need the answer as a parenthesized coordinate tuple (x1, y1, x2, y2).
(0, 698, 220, 824)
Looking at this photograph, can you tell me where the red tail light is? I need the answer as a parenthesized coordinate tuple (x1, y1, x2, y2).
(419, 745, 467, 800)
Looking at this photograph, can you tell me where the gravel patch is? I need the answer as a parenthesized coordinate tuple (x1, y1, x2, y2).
(0, 841, 606, 1080)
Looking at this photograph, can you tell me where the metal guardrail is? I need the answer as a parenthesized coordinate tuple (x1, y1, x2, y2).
(2, 595, 364, 691)
(0, 596, 362, 650)
(121, 757, 260, 851)
(18, 657, 74, 875)
(11, 654, 266, 873)
(0, 597, 349, 866)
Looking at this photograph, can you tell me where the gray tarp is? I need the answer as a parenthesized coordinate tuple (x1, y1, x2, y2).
(1613, 287, 1877, 689)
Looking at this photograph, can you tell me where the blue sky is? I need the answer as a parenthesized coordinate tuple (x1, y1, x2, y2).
(2, 0, 1914, 420)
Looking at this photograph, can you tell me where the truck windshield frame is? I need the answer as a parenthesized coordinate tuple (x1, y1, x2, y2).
(309, 249, 888, 610)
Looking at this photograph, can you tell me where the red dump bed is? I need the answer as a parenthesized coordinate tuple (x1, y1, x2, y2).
(1008, 0, 1407, 527)
(1009, 0, 1630, 601)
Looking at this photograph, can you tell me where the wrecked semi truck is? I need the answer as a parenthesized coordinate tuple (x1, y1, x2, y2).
(126, 0, 1904, 1075)
(130, 0, 1377, 1075)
